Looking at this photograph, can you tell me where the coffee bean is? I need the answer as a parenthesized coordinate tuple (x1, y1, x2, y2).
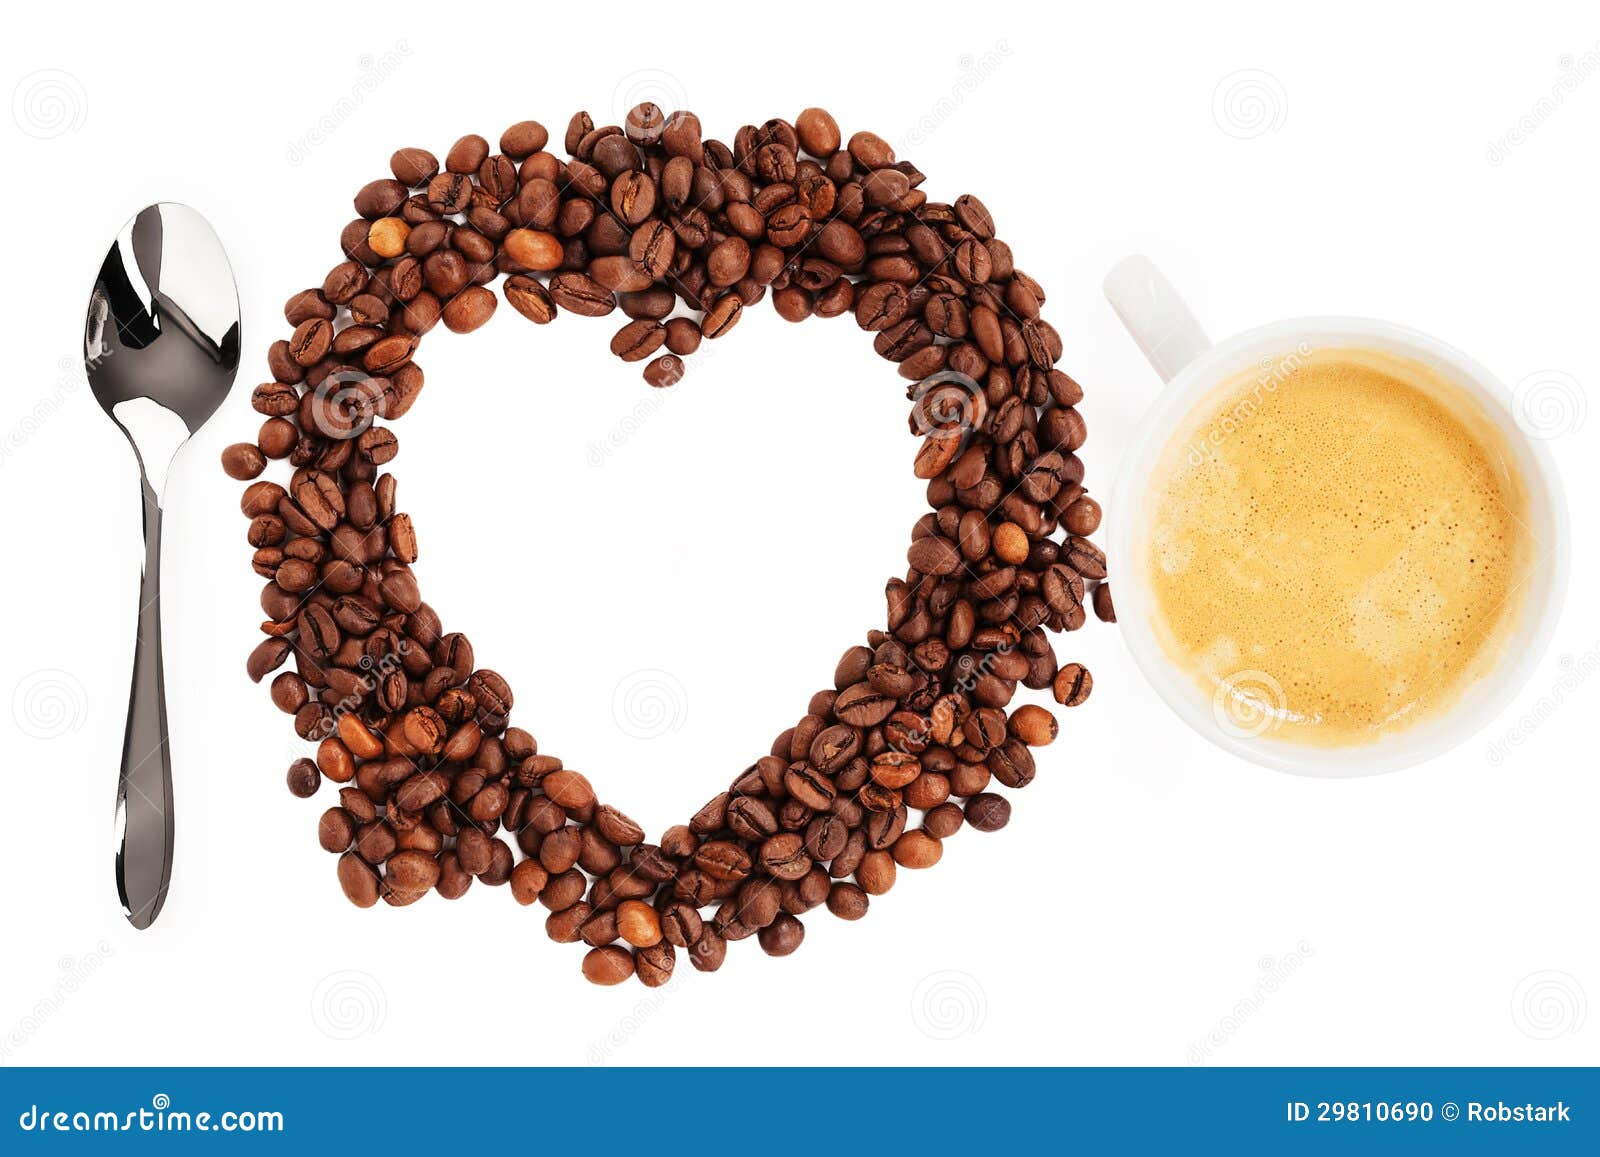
(503, 275, 556, 323)
(609, 319, 666, 363)
(442, 285, 497, 333)
(694, 840, 752, 882)
(641, 354, 684, 388)
(702, 293, 743, 338)
(857, 850, 896, 895)
(757, 912, 805, 956)
(390, 148, 438, 186)
(1052, 663, 1093, 707)
(221, 443, 266, 480)
(500, 121, 548, 158)
(1065, 535, 1107, 580)
(635, 940, 675, 987)
(834, 682, 896, 726)
(581, 945, 635, 986)
(827, 882, 869, 920)
(286, 757, 320, 798)
(892, 830, 942, 869)
(964, 792, 1011, 833)
(510, 859, 549, 905)
(663, 317, 701, 356)
(616, 899, 662, 947)
(1010, 704, 1058, 746)
(337, 853, 379, 908)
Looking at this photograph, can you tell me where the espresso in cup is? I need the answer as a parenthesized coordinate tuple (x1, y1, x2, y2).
(1143, 346, 1535, 747)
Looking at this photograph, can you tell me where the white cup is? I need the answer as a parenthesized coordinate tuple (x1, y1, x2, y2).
(1101, 255, 1570, 775)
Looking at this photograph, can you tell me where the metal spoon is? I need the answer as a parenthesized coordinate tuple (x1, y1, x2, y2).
(85, 203, 241, 928)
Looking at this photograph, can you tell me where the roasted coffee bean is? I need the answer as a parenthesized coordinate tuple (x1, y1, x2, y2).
(610, 319, 666, 363)
(702, 293, 743, 338)
(642, 354, 683, 387)
(758, 912, 805, 956)
(1052, 662, 1093, 706)
(827, 882, 869, 921)
(221, 442, 266, 480)
(964, 792, 1011, 833)
(581, 945, 635, 986)
(694, 840, 752, 882)
(1010, 703, 1059, 746)
(286, 757, 321, 798)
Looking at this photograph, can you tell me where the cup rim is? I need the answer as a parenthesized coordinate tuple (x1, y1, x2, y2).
(1105, 315, 1571, 776)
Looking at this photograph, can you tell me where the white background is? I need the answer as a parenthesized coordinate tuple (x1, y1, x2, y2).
(1, 0, 1595, 1067)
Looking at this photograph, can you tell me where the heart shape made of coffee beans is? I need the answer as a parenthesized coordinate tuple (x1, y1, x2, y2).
(227, 106, 1109, 987)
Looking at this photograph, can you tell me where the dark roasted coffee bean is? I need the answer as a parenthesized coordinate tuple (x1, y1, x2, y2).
(965, 792, 1012, 832)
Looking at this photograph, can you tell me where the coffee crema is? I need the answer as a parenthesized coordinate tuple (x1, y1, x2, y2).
(1144, 347, 1533, 747)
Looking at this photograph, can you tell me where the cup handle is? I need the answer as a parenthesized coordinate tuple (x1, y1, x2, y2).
(1102, 255, 1212, 384)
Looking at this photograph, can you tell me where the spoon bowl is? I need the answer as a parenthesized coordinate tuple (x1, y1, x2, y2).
(85, 203, 240, 928)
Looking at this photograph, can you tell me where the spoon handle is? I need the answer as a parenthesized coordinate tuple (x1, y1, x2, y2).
(115, 475, 173, 929)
